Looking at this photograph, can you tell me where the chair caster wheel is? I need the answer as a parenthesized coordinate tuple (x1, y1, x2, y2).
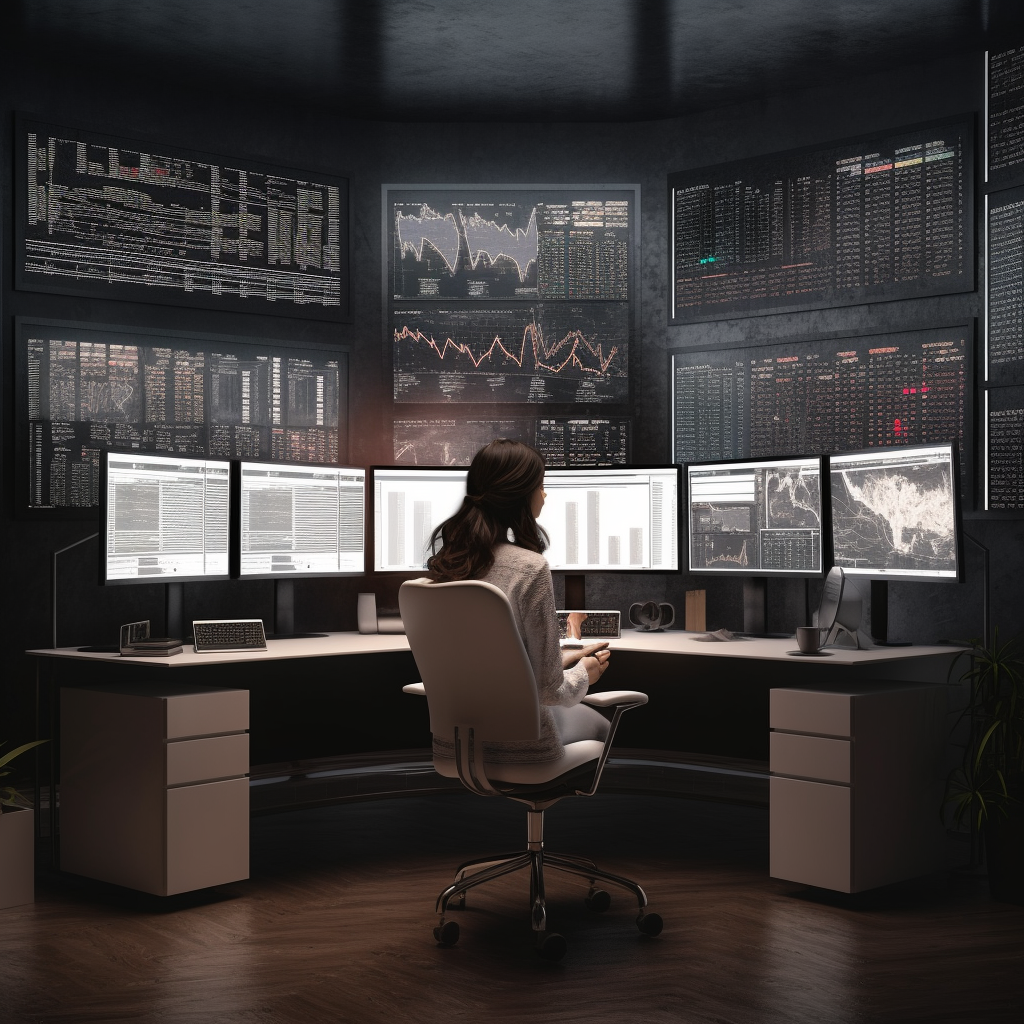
(584, 889, 611, 913)
(537, 931, 567, 961)
(433, 920, 460, 946)
(637, 911, 663, 937)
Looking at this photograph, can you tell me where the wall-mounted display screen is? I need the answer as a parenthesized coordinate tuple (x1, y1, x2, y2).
(385, 185, 637, 405)
(986, 385, 1024, 513)
(686, 456, 824, 578)
(393, 417, 630, 466)
(989, 45, 1024, 190)
(538, 466, 680, 572)
(101, 451, 230, 584)
(17, 117, 349, 320)
(987, 186, 1024, 386)
(669, 117, 973, 323)
(17, 318, 346, 518)
(829, 443, 961, 581)
(671, 325, 971, 497)
(234, 462, 365, 578)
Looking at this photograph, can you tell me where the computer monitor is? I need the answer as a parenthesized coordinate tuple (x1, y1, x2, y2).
(828, 443, 962, 582)
(100, 451, 230, 585)
(686, 456, 825, 578)
(371, 466, 468, 573)
(537, 465, 680, 573)
(233, 462, 365, 579)
(815, 565, 864, 649)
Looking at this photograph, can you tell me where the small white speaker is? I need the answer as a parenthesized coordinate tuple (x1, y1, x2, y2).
(357, 593, 378, 634)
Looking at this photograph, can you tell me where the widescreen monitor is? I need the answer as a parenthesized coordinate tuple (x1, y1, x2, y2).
(687, 456, 825, 578)
(371, 467, 468, 573)
(537, 465, 680, 572)
(100, 451, 230, 584)
(234, 462, 365, 579)
(829, 443, 961, 581)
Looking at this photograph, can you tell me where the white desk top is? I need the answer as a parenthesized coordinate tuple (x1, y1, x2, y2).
(28, 629, 964, 668)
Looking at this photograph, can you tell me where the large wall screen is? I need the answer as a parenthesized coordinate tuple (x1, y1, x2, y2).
(668, 118, 973, 323)
(18, 318, 347, 517)
(16, 117, 350, 320)
(385, 185, 637, 405)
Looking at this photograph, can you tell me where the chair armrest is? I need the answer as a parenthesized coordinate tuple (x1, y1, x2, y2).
(402, 682, 426, 696)
(583, 690, 648, 708)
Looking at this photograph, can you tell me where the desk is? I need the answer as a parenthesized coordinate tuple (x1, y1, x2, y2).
(28, 632, 964, 891)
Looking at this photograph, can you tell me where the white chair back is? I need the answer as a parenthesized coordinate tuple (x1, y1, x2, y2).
(399, 579, 541, 743)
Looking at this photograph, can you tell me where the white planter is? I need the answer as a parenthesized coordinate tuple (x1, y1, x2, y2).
(0, 808, 35, 909)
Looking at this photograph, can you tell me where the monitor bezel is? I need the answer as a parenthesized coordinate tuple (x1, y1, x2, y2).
(99, 449, 232, 586)
(827, 441, 964, 583)
(538, 463, 683, 575)
(685, 453, 829, 580)
(230, 460, 367, 581)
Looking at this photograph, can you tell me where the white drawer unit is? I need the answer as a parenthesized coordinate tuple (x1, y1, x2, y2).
(769, 681, 947, 894)
(60, 683, 249, 896)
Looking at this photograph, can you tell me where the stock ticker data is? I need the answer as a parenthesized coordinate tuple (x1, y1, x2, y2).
(22, 322, 342, 511)
(388, 188, 634, 406)
(393, 417, 630, 466)
(988, 187, 1024, 385)
(989, 45, 1024, 189)
(670, 119, 972, 322)
(19, 120, 348, 318)
(672, 326, 970, 491)
(988, 385, 1024, 511)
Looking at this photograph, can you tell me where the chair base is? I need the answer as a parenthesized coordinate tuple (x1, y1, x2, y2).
(434, 840, 662, 957)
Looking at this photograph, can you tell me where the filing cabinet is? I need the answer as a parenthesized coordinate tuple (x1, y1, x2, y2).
(769, 681, 947, 893)
(60, 683, 249, 896)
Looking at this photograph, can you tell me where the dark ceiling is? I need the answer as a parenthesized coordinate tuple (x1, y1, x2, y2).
(3, 0, 1023, 121)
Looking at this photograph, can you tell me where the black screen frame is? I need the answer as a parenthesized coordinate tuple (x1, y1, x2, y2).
(98, 449, 232, 586)
(14, 316, 350, 521)
(685, 453, 829, 580)
(16, 114, 352, 322)
(668, 114, 975, 324)
(539, 463, 683, 575)
(827, 441, 964, 583)
(230, 460, 366, 581)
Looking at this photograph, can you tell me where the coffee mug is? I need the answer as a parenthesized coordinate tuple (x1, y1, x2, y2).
(796, 625, 821, 654)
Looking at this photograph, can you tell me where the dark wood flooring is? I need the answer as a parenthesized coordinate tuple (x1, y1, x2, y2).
(4, 794, 1023, 1023)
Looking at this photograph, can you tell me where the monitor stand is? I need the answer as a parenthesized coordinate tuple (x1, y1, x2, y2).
(564, 573, 586, 610)
(166, 581, 184, 640)
(738, 578, 791, 638)
(870, 580, 912, 647)
(265, 579, 327, 641)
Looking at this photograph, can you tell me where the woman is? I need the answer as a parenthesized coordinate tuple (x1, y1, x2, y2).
(426, 438, 611, 764)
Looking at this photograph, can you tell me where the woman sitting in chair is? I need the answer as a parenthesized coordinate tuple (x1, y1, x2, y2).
(426, 438, 611, 764)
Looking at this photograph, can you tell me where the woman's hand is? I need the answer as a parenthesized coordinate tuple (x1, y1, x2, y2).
(562, 641, 608, 670)
(581, 646, 611, 686)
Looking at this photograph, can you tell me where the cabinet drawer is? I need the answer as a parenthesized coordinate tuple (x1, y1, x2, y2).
(166, 778, 249, 896)
(770, 732, 851, 784)
(770, 776, 852, 891)
(166, 733, 249, 786)
(770, 688, 852, 737)
(166, 688, 248, 739)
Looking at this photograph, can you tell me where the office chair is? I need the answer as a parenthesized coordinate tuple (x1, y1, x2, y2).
(399, 578, 663, 961)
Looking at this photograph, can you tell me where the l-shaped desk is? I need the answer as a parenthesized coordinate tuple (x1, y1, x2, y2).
(29, 631, 966, 894)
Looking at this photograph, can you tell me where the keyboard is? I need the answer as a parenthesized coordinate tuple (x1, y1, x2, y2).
(192, 619, 267, 653)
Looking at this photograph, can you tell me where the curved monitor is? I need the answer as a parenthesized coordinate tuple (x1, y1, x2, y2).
(829, 442, 962, 581)
(100, 451, 230, 584)
(686, 455, 825, 578)
(233, 462, 365, 579)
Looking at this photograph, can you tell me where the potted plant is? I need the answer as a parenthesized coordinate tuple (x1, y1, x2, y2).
(944, 632, 1024, 904)
(0, 739, 47, 910)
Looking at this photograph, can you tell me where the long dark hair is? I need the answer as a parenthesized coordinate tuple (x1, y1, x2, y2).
(426, 439, 547, 582)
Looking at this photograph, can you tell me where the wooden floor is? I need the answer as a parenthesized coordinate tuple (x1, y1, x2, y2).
(4, 794, 1023, 1024)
